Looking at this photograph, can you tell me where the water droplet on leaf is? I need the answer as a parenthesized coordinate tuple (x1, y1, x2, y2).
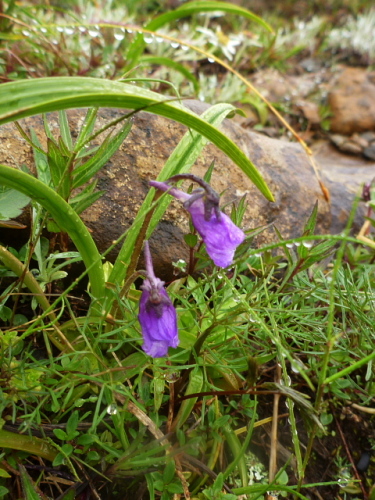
(107, 404, 118, 415)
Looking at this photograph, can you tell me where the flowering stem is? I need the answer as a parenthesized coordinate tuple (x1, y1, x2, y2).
(143, 241, 155, 280)
(124, 190, 162, 283)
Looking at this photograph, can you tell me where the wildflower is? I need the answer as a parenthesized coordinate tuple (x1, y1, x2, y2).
(150, 175, 245, 268)
(361, 178, 374, 202)
(138, 241, 179, 358)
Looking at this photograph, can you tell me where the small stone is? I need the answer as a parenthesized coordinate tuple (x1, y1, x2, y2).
(351, 133, 369, 149)
(363, 143, 375, 161)
(330, 133, 365, 155)
(329, 134, 346, 148)
(328, 67, 375, 135)
(340, 140, 363, 155)
(360, 131, 375, 143)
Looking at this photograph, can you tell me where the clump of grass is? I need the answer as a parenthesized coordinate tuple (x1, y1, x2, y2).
(327, 7, 375, 64)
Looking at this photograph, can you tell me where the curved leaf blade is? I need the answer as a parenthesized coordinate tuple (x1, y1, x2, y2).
(0, 77, 274, 201)
(125, 1, 273, 69)
(146, 1, 274, 33)
(0, 164, 105, 302)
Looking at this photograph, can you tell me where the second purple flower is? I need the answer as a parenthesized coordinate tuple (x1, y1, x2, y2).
(138, 241, 179, 358)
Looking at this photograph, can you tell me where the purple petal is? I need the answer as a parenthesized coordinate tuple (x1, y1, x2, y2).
(149, 180, 191, 203)
(187, 198, 245, 268)
(138, 285, 179, 358)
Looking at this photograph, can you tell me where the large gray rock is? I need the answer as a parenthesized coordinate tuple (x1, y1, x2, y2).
(0, 102, 372, 279)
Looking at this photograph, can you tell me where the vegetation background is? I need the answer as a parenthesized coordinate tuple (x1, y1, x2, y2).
(0, 0, 374, 499)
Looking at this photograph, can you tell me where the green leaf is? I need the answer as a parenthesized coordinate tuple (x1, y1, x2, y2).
(153, 377, 165, 412)
(58, 110, 73, 150)
(52, 453, 65, 467)
(0, 77, 273, 201)
(167, 483, 184, 494)
(0, 429, 57, 461)
(0, 486, 9, 497)
(0, 186, 30, 220)
(30, 128, 51, 186)
(61, 443, 74, 456)
(213, 472, 224, 493)
(298, 201, 319, 259)
(0, 468, 11, 478)
(126, 1, 273, 70)
(72, 120, 132, 188)
(173, 366, 204, 430)
(203, 160, 215, 184)
(157, 0, 273, 30)
(154, 480, 164, 491)
(0, 305, 12, 321)
(184, 234, 198, 248)
(139, 55, 200, 93)
(74, 107, 98, 152)
(66, 410, 79, 437)
(70, 189, 104, 215)
(77, 434, 96, 446)
(163, 459, 175, 484)
(53, 428, 67, 441)
(47, 137, 70, 197)
(86, 450, 100, 461)
(19, 465, 42, 500)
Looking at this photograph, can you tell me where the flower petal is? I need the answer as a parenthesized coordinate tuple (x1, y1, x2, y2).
(187, 198, 245, 267)
(149, 180, 191, 203)
(138, 286, 179, 358)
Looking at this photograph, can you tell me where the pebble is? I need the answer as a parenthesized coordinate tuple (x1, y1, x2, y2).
(330, 131, 375, 158)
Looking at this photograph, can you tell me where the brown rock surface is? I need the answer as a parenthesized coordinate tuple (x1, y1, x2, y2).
(328, 67, 375, 135)
(0, 101, 371, 278)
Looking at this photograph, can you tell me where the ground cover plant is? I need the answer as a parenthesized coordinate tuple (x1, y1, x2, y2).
(0, 1, 375, 499)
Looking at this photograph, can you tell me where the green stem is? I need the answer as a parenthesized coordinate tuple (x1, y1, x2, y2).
(0, 429, 57, 461)
(324, 350, 375, 384)
(0, 245, 54, 316)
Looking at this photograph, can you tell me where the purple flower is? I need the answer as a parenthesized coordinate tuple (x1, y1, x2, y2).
(138, 241, 179, 358)
(150, 175, 246, 268)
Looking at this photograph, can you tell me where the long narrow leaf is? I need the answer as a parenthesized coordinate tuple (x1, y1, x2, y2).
(139, 55, 200, 93)
(19, 465, 43, 500)
(126, 1, 273, 69)
(0, 77, 274, 201)
(72, 120, 132, 188)
(147, 1, 273, 33)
